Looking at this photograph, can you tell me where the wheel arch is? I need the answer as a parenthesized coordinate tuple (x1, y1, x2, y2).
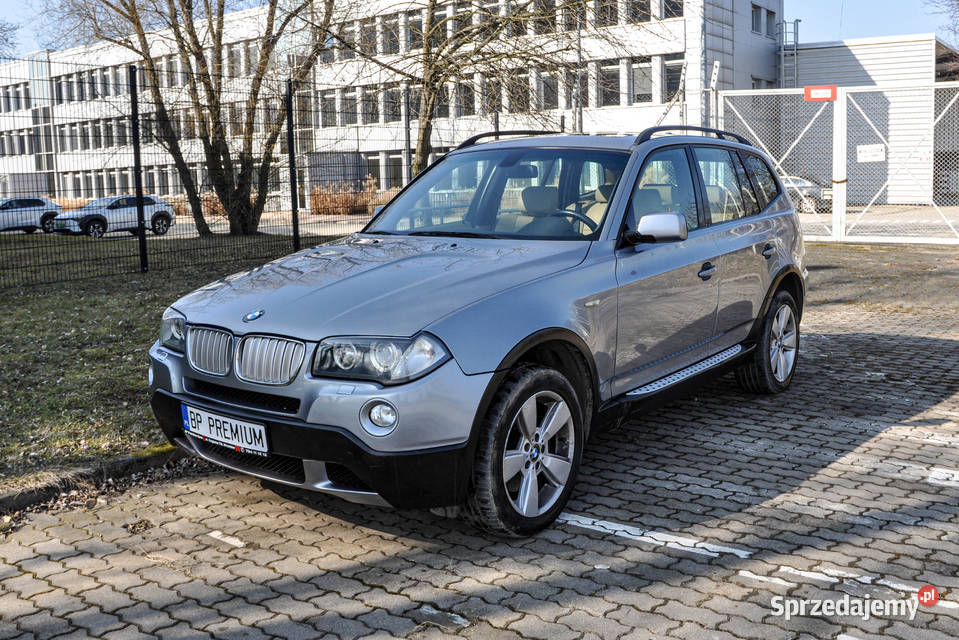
(468, 328, 599, 446)
(748, 266, 806, 341)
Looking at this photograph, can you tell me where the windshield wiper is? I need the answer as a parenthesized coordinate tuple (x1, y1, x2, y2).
(407, 230, 504, 239)
(362, 230, 398, 235)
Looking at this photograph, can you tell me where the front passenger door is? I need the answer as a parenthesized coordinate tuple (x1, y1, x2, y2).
(612, 146, 721, 396)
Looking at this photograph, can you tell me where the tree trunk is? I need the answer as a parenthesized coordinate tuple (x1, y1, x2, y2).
(411, 87, 437, 176)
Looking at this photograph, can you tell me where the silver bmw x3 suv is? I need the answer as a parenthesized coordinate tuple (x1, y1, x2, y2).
(149, 126, 807, 536)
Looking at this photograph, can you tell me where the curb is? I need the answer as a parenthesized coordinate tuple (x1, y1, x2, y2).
(0, 448, 186, 515)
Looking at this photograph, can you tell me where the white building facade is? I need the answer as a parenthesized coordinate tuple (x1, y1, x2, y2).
(0, 0, 783, 202)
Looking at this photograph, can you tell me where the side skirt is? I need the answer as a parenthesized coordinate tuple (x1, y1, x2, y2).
(596, 343, 755, 427)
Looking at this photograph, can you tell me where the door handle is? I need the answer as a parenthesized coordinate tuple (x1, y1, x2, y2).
(698, 262, 717, 281)
(762, 244, 776, 259)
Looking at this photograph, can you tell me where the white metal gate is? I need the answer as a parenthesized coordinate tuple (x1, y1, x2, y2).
(718, 83, 959, 245)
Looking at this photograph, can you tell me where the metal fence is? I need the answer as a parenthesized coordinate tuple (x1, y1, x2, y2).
(0, 58, 425, 289)
(719, 83, 959, 245)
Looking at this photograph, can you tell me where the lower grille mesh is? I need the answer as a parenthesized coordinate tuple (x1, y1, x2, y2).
(190, 435, 305, 484)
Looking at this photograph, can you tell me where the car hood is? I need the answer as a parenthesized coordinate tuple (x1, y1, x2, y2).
(172, 234, 590, 340)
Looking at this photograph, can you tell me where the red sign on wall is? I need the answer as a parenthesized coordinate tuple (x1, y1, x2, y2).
(804, 85, 838, 102)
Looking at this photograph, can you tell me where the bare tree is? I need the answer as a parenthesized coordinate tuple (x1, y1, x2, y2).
(927, 0, 959, 77)
(327, 0, 636, 174)
(41, 0, 334, 235)
(0, 20, 18, 57)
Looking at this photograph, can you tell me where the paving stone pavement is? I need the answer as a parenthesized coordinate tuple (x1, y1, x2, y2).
(2, 242, 958, 640)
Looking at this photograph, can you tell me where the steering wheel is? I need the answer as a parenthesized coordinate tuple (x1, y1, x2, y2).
(549, 208, 599, 232)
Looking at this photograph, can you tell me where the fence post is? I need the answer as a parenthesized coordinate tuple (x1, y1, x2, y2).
(128, 65, 148, 273)
(285, 79, 301, 253)
(832, 88, 847, 241)
(402, 85, 412, 184)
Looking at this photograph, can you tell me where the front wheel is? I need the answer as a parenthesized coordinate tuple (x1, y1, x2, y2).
(736, 290, 799, 394)
(83, 219, 106, 238)
(464, 366, 583, 537)
(151, 214, 171, 236)
(41, 213, 56, 233)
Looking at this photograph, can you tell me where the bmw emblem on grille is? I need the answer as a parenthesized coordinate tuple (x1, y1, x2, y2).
(243, 309, 265, 322)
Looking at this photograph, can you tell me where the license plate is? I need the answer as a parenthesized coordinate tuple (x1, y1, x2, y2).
(181, 404, 268, 456)
(56, 221, 66, 228)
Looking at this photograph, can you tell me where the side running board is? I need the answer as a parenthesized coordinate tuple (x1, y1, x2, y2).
(626, 344, 746, 398)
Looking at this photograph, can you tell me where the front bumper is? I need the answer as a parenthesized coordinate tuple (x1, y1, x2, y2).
(148, 342, 492, 509)
(53, 218, 82, 233)
(151, 390, 472, 508)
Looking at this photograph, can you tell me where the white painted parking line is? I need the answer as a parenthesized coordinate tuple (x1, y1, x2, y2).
(558, 513, 755, 559)
(207, 530, 245, 548)
(738, 570, 797, 587)
(778, 566, 840, 584)
(762, 567, 959, 610)
(927, 467, 959, 487)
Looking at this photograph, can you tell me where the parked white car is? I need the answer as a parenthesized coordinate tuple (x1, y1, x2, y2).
(0, 197, 63, 234)
(53, 195, 175, 237)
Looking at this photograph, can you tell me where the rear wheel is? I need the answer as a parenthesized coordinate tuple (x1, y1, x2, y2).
(735, 289, 799, 394)
(464, 366, 583, 537)
(83, 219, 106, 238)
(151, 213, 171, 236)
(40, 213, 56, 233)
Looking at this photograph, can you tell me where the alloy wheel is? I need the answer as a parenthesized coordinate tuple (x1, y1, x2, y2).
(769, 305, 797, 382)
(501, 390, 575, 518)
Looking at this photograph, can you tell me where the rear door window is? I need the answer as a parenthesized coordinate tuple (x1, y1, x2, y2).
(693, 147, 749, 224)
(742, 154, 781, 208)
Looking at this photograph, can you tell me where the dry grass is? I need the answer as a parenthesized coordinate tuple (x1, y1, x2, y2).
(310, 177, 398, 216)
(51, 197, 89, 211)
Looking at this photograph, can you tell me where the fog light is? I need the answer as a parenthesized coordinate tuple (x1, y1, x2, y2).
(369, 402, 397, 428)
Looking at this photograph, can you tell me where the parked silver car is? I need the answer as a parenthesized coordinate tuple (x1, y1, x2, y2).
(0, 196, 62, 233)
(149, 127, 807, 536)
(53, 195, 175, 237)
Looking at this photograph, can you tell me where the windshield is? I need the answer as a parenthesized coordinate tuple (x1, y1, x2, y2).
(365, 147, 629, 240)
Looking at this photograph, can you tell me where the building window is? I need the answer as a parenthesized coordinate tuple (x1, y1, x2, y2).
(383, 16, 400, 54)
(508, 71, 530, 113)
(360, 20, 377, 55)
(407, 11, 423, 50)
(339, 24, 356, 60)
(484, 76, 502, 114)
(631, 57, 652, 103)
(751, 77, 763, 89)
(663, 53, 684, 101)
(534, 0, 556, 34)
(565, 69, 588, 110)
(627, 0, 650, 23)
(751, 4, 762, 33)
(385, 85, 402, 122)
(766, 9, 776, 37)
(663, 0, 683, 18)
(599, 60, 620, 107)
(319, 34, 335, 63)
(541, 71, 558, 109)
(458, 80, 476, 116)
(365, 153, 381, 189)
(362, 88, 379, 123)
(564, 1, 586, 30)
(342, 90, 358, 125)
(595, 0, 617, 28)
(387, 154, 404, 188)
(320, 91, 336, 127)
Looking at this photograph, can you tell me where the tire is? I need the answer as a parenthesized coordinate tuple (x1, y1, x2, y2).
(464, 365, 584, 537)
(735, 289, 799, 394)
(40, 213, 56, 233)
(151, 213, 171, 236)
(83, 219, 106, 238)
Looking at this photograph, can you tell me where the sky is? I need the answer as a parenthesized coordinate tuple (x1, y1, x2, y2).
(0, 0, 954, 57)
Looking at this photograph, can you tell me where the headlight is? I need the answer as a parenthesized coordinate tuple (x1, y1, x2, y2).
(159, 307, 186, 352)
(312, 333, 450, 384)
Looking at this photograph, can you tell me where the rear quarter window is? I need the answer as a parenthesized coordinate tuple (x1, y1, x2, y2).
(743, 154, 780, 208)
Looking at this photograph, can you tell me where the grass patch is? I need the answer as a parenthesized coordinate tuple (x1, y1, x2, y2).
(0, 236, 337, 492)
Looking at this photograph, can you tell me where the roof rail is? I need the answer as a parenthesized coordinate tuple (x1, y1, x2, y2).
(635, 126, 751, 146)
(456, 130, 560, 150)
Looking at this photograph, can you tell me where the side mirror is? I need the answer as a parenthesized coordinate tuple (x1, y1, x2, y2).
(625, 212, 688, 245)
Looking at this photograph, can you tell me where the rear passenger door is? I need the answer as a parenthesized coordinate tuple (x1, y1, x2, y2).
(612, 146, 721, 395)
(691, 146, 780, 353)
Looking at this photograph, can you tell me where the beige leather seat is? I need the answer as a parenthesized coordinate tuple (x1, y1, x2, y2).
(626, 188, 663, 229)
(495, 185, 558, 233)
(584, 184, 616, 226)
